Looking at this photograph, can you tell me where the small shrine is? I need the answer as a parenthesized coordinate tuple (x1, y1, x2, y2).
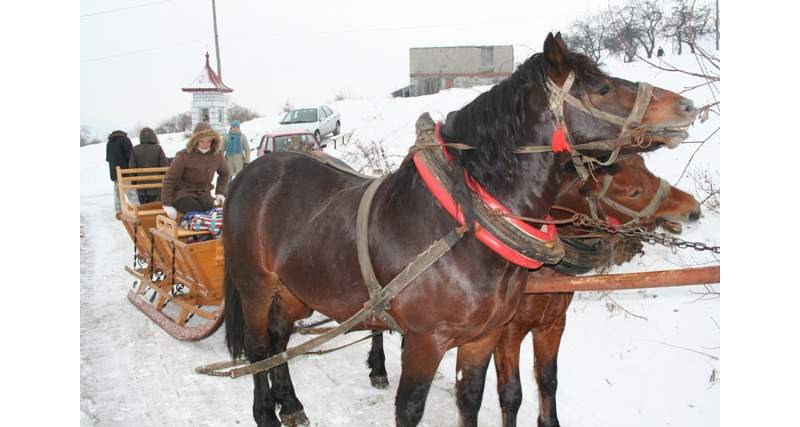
(181, 52, 233, 132)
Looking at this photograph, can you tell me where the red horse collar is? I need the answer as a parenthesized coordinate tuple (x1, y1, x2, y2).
(413, 123, 560, 269)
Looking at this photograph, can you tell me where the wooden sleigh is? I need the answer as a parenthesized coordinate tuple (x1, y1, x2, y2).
(116, 166, 225, 341)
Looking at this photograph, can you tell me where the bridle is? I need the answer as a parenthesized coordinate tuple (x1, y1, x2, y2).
(514, 71, 655, 180)
(558, 170, 672, 226)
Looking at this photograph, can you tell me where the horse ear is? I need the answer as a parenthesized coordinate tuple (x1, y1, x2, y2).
(554, 32, 568, 51)
(543, 32, 568, 81)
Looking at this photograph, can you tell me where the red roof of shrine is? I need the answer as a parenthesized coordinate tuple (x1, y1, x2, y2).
(181, 52, 233, 93)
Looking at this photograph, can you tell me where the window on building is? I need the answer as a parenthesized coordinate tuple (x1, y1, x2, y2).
(481, 47, 494, 69)
(201, 108, 210, 122)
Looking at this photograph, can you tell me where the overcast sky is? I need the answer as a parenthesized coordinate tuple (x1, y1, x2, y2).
(80, 0, 630, 137)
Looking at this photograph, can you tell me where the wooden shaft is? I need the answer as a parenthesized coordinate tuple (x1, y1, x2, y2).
(525, 265, 720, 293)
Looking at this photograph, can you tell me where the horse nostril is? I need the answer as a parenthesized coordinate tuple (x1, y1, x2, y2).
(680, 98, 696, 115)
(688, 208, 701, 221)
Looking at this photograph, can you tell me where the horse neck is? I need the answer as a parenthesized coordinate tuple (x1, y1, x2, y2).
(464, 113, 565, 220)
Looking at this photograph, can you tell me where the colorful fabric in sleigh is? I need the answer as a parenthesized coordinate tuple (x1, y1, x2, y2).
(180, 208, 223, 237)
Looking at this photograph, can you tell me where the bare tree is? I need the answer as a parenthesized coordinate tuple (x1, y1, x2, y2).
(665, 0, 714, 55)
(630, 0, 666, 58)
(226, 102, 261, 123)
(714, 0, 719, 50)
(566, 10, 612, 63)
(155, 111, 192, 134)
(333, 90, 350, 102)
(605, 4, 642, 63)
(80, 126, 91, 146)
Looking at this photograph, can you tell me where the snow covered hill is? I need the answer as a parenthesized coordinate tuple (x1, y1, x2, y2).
(80, 50, 720, 427)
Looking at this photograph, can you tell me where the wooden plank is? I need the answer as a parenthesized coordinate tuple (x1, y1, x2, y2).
(524, 266, 720, 293)
(126, 183, 165, 190)
(134, 209, 165, 216)
(119, 175, 166, 182)
(119, 166, 170, 174)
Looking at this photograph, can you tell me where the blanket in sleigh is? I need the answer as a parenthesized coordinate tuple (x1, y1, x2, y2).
(180, 208, 223, 237)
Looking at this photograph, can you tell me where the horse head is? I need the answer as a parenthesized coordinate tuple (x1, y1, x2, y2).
(542, 32, 697, 155)
(440, 32, 697, 227)
(558, 154, 701, 232)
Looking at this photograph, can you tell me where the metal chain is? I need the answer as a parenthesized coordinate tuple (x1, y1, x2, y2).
(572, 214, 720, 254)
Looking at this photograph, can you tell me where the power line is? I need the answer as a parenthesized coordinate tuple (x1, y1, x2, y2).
(81, 40, 203, 63)
(80, 0, 173, 18)
(81, 16, 547, 64)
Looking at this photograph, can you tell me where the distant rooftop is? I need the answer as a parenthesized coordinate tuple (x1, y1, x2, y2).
(181, 52, 233, 93)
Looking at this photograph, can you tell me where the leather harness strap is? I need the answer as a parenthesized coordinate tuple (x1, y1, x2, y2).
(356, 177, 403, 332)
(587, 175, 672, 225)
(204, 226, 462, 378)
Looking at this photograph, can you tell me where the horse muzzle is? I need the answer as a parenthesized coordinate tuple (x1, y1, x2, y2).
(646, 124, 692, 148)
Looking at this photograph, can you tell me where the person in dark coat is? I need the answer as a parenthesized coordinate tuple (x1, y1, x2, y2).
(657, 47, 665, 57)
(161, 122, 230, 220)
(106, 130, 133, 212)
(129, 127, 169, 204)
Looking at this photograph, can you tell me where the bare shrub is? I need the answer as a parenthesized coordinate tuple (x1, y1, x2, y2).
(688, 168, 720, 213)
(333, 90, 350, 101)
(226, 102, 261, 123)
(340, 138, 396, 176)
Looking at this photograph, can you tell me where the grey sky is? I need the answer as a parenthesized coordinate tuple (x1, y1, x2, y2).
(81, 0, 624, 136)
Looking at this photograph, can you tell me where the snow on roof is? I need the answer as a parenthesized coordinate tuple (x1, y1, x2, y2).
(181, 52, 233, 93)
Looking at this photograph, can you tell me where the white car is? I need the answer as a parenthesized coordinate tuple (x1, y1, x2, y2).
(272, 106, 341, 143)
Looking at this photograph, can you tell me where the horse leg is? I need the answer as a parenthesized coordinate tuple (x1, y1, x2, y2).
(532, 293, 574, 427)
(268, 287, 313, 427)
(455, 329, 504, 427)
(367, 332, 389, 389)
(237, 276, 281, 427)
(395, 333, 449, 427)
(493, 321, 528, 427)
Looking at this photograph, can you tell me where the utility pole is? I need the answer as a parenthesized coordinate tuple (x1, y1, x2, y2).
(211, 0, 222, 79)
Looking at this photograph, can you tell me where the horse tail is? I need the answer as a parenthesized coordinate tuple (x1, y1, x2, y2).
(224, 265, 246, 360)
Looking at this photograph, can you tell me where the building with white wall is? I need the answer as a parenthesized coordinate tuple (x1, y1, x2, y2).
(181, 53, 233, 132)
(405, 45, 514, 96)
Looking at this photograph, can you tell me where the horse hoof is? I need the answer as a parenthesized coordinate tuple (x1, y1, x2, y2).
(280, 410, 310, 427)
(370, 375, 389, 389)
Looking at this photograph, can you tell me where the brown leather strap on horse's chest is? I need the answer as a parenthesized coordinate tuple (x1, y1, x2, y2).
(356, 177, 404, 332)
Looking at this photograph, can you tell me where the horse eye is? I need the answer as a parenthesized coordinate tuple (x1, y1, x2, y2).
(598, 84, 611, 95)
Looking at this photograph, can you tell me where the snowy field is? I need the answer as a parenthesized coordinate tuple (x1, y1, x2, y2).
(80, 51, 720, 426)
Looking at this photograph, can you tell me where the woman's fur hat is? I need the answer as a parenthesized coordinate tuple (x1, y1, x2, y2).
(186, 122, 222, 153)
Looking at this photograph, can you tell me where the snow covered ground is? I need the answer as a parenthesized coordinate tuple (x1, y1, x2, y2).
(80, 51, 719, 426)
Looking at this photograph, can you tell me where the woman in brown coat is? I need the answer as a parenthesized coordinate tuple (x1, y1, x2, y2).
(129, 127, 169, 204)
(161, 122, 230, 220)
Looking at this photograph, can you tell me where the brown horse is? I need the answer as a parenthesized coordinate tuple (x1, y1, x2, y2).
(222, 33, 696, 427)
(492, 154, 701, 427)
(357, 154, 700, 425)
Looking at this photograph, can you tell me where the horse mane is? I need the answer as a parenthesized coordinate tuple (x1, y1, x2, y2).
(383, 51, 609, 227)
(443, 52, 610, 180)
